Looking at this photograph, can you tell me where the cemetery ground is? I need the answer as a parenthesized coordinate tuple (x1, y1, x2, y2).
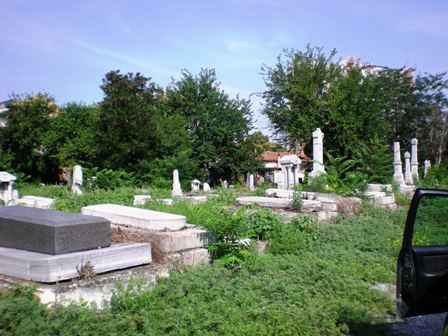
(0, 184, 442, 335)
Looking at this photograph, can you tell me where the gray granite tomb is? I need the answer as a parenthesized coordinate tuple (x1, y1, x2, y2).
(0, 206, 110, 255)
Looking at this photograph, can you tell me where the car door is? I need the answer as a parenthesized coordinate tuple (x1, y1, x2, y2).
(397, 188, 448, 318)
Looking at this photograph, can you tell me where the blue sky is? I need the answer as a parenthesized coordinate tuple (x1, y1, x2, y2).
(1, 0, 447, 133)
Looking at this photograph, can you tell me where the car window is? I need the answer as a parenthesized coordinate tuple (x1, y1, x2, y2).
(412, 195, 448, 246)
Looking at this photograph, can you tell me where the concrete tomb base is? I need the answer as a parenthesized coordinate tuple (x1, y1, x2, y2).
(0, 243, 152, 283)
(365, 191, 396, 209)
(81, 204, 186, 231)
(399, 184, 416, 197)
(0, 206, 110, 255)
(0, 264, 161, 309)
(111, 224, 210, 267)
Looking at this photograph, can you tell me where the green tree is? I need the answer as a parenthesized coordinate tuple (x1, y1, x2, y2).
(0, 93, 59, 181)
(243, 131, 284, 155)
(43, 102, 100, 169)
(261, 46, 423, 160)
(97, 70, 191, 185)
(261, 46, 340, 151)
(415, 72, 448, 165)
(166, 69, 255, 183)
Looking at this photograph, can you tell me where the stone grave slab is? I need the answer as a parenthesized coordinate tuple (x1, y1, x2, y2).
(0, 206, 110, 255)
(133, 195, 151, 206)
(265, 188, 294, 198)
(236, 196, 321, 211)
(18, 195, 55, 209)
(0, 243, 151, 283)
(237, 196, 293, 208)
(81, 204, 186, 231)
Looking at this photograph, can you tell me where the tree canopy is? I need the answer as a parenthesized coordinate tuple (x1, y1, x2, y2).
(261, 46, 445, 164)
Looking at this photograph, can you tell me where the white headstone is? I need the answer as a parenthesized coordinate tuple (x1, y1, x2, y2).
(249, 174, 255, 191)
(424, 160, 431, 177)
(392, 142, 404, 184)
(411, 138, 419, 178)
(309, 128, 325, 177)
(12, 189, 19, 205)
(245, 172, 251, 189)
(203, 182, 211, 193)
(191, 179, 201, 192)
(404, 151, 413, 185)
(172, 169, 182, 196)
(222, 180, 228, 189)
(71, 165, 83, 196)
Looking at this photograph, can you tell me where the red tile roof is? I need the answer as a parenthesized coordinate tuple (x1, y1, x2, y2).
(260, 151, 309, 162)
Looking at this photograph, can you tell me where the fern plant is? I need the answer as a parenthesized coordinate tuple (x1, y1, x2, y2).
(322, 154, 367, 197)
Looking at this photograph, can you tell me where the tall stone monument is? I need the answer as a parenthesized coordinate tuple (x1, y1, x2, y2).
(172, 169, 182, 196)
(309, 128, 325, 178)
(411, 138, 419, 179)
(404, 152, 413, 185)
(393, 142, 404, 184)
(71, 165, 83, 196)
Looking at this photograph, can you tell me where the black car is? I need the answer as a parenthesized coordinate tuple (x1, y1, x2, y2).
(397, 188, 448, 333)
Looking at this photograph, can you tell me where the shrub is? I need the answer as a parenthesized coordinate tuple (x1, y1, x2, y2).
(267, 215, 317, 255)
(84, 168, 139, 190)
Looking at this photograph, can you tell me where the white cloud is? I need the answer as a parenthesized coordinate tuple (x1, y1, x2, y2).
(69, 41, 176, 76)
(227, 39, 259, 51)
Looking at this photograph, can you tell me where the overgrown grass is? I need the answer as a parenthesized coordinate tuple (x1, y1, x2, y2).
(2, 185, 409, 335)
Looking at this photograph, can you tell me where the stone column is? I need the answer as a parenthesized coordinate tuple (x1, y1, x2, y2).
(249, 174, 255, 191)
(309, 128, 325, 177)
(172, 169, 182, 196)
(292, 165, 297, 187)
(284, 166, 290, 189)
(404, 152, 413, 185)
(424, 160, 431, 177)
(411, 138, 419, 178)
(393, 142, 404, 184)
